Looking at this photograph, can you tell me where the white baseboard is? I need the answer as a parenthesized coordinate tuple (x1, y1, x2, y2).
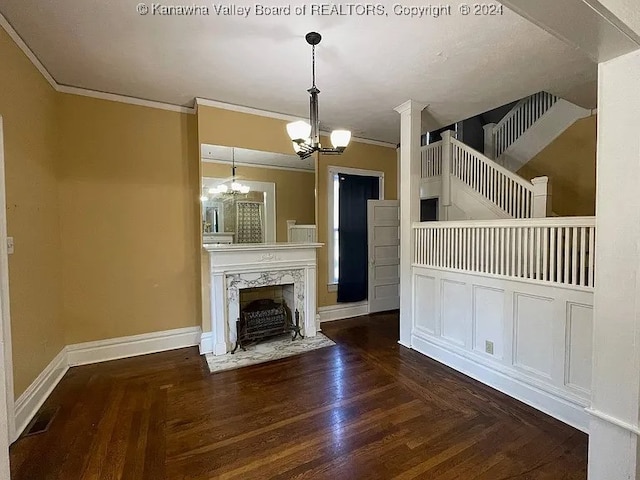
(411, 333, 589, 433)
(318, 301, 369, 323)
(14, 348, 69, 441)
(13, 326, 202, 440)
(66, 326, 201, 367)
(199, 331, 213, 354)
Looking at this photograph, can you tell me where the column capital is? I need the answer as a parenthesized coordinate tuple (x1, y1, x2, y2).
(394, 100, 427, 115)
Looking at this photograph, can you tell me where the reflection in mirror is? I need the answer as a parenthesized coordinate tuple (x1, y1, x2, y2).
(202, 177, 276, 243)
(200, 145, 315, 245)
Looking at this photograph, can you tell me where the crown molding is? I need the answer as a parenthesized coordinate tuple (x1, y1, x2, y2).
(195, 97, 306, 123)
(0, 13, 57, 90)
(196, 98, 396, 148)
(1, 14, 396, 145)
(1, 12, 195, 115)
(57, 85, 195, 114)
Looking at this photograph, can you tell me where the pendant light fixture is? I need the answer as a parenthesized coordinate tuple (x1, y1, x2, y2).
(286, 32, 351, 159)
(207, 148, 250, 196)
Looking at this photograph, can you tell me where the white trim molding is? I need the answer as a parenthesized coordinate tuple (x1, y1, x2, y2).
(318, 301, 369, 323)
(0, 14, 398, 145)
(13, 348, 68, 442)
(327, 166, 385, 286)
(196, 97, 304, 123)
(586, 408, 640, 436)
(57, 85, 194, 114)
(13, 326, 203, 440)
(0, 11, 195, 115)
(195, 98, 397, 148)
(66, 326, 201, 367)
(199, 331, 213, 355)
(412, 334, 589, 432)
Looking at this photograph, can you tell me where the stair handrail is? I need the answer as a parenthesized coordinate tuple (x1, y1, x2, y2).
(492, 92, 558, 159)
(451, 138, 534, 191)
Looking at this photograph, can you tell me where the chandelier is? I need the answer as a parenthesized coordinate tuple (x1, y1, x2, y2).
(286, 32, 351, 160)
(206, 148, 250, 197)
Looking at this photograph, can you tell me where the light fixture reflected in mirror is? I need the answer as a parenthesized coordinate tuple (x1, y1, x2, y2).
(202, 148, 250, 199)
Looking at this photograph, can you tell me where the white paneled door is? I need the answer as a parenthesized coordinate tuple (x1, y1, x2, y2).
(367, 200, 400, 313)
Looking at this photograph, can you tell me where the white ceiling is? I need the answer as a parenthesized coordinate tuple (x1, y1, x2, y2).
(0, 0, 597, 143)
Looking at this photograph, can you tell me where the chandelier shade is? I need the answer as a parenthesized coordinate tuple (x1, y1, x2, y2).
(331, 130, 352, 149)
(287, 121, 312, 143)
(286, 32, 351, 159)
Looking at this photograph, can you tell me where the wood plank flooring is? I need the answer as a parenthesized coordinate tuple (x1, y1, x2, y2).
(9, 312, 588, 479)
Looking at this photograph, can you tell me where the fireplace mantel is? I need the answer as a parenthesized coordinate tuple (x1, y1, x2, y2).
(202, 242, 322, 355)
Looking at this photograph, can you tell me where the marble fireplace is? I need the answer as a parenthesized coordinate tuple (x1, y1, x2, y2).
(201, 243, 322, 355)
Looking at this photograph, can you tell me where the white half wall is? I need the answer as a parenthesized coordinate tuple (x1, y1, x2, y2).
(499, 99, 591, 172)
(411, 266, 593, 432)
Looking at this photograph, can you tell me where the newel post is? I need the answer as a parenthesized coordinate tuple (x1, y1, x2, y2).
(441, 130, 453, 218)
(394, 100, 426, 349)
(483, 123, 496, 160)
(531, 176, 552, 217)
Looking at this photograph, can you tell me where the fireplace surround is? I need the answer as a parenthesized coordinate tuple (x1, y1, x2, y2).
(202, 242, 322, 355)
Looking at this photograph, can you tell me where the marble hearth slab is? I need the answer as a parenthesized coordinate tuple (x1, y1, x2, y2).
(205, 333, 335, 374)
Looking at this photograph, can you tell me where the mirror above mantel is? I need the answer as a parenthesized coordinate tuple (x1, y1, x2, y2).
(200, 145, 316, 246)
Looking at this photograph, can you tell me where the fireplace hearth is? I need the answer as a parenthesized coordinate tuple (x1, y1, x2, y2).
(232, 299, 303, 353)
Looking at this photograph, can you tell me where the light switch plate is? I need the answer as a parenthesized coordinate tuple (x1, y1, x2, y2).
(7, 237, 13, 255)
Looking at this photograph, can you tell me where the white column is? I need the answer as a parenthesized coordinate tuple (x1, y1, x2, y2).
(588, 48, 640, 480)
(441, 130, 453, 220)
(394, 100, 425, 348)
(210, 270, 229, 355)
(531, 176, 552, 217)
(305, 265, 317, 337)
(483, 123, 496, 159)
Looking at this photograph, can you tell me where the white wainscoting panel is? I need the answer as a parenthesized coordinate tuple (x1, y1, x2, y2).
(411, 266, 593, 432)
(414, 274, 437, 335)
(472, 285, 504, 359)
(565, 302, 593, 394)
(441, 279, 468, 347)
(513, 293, 554, 380)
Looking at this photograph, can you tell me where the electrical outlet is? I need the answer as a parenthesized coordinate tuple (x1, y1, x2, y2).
(485, 340, 494, 355)
(7, 237, 14, 255)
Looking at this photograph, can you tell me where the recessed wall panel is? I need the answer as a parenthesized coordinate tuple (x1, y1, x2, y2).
(514, 293, 554, 379)
(414, 274, 436, 334)
(441, 279, 468, 346)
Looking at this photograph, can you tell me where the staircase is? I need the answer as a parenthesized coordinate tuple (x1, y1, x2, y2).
(483, 91, 591, 172)
(420, 130, 551, 221)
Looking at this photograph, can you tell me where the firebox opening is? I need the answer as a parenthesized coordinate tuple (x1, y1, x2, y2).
(233, 284, 301, 354)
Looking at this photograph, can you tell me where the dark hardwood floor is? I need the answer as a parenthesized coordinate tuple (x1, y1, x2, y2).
(9, 312, 588, 479)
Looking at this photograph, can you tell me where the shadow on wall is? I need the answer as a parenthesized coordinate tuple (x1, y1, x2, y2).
(517, 115, 596, 217)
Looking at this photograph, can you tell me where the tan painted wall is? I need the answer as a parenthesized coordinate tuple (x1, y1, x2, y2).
(517, 115, 597, 216)
(201, 162, 315, 241)
(0, 29, 66, 397)
(197, 106, 294, 155)
(316, 138, 398, 307)
(57, 94, 201, 344)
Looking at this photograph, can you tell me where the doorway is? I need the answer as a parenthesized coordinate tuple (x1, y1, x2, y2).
(420, 198, 439, 222)
(0, 116, 14, 477)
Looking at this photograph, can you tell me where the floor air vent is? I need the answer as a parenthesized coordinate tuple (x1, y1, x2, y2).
(23, 407, 59, 437)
